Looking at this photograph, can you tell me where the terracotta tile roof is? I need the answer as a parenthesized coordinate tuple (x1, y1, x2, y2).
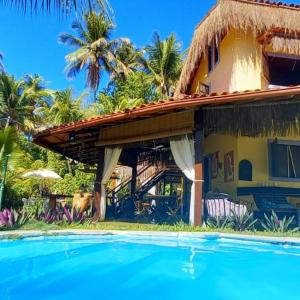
(34, 85, 300, 138)
(236, 0, 300, 10)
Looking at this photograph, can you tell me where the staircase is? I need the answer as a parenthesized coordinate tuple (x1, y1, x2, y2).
(106, 163, 180, 218)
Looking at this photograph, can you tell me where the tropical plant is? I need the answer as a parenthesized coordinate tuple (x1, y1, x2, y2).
(0, 53, 4, 73)
(111, 42, 143, 81)
(0, 127, 23, 173)
(206, 216, 232, 229)
(143, 33, 185, 98)
(95, 93, 144, 115)
(40, 88, 86, 126)
(0, 208, 31, 228)
(0, 0, 112, 16)
(59, 12, 130, 96)
(0, 73, 52, 132)
(63, 207, 87, 224)
(230, 210, 257, 231)
(260, 210, 299, 233)
(22, 196, 45, 217)
(86, 72, 158, 116)
(36, 204, 89, 225)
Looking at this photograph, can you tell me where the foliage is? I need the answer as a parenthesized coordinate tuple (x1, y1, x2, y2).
(63, 207, 88, 224)
(0, 127, 24, 172)
(59, 11, 133, 94)
(143, 33, 185, 98)
(0, 52, 4, 73)
(36, 204, 89, 225)
(206, 216, 232, 229)
(0, 0, 111, 15)
(206, 211, 257, 231)
(0, 73, 52, 132)
(111, 42, 143, 81)
(39, 88, 86, 126)
(22, 196, 45, 217)
(50, 168, 94, 195)
(260, 210, 299, 233)
(230, 210, 257, 231)
(0, 208, 31, 228)
(86, 72, 158, 116)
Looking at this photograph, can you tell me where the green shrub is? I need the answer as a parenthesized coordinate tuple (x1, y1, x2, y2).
(261, 210, 299, 233)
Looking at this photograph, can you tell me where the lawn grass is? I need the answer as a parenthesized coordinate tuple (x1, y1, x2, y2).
(1, 220, 300, 238)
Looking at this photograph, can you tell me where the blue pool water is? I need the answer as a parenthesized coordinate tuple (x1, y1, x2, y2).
(0, 234, 300, 300)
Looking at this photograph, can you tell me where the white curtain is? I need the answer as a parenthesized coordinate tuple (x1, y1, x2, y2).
(100, 146, 122, 221)
(170, 135, 196, 224)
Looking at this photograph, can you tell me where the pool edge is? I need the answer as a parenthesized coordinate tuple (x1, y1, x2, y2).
(0, 229, 300, 245)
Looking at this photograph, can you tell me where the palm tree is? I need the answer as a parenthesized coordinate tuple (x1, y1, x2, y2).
(0, 127, 23, 207)
(111, 42, 143, 81)
(143, 33, 185, 98)
(0, 127, 23, 172)
(0, 0, 112, 16)
(0, 53, 4, 73)
(0, 74, 52, 132)
(59, 12, 129, 97)
(89, 93, 144, 115)
(43, 88, 86, 125)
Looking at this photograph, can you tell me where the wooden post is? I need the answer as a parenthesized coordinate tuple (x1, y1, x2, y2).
(194, 109, 204, 226)
(49, 195, 57, 212)
(93, 147, 105, 221)
(131, 155, 138, 196)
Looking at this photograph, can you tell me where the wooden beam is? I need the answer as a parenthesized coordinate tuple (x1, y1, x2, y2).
(95, 127, 192, 147)
(92, 147, 105, 221)
(194, 108, 204, 226)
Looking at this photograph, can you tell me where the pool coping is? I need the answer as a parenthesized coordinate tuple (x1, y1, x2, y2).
(0, 229, 300, 245)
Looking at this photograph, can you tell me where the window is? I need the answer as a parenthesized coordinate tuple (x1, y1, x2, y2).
(269, 140, 300, 180)
(208, 38, 220, 72)
(239, 160, 252, 181)
(267, 55, 300, 87)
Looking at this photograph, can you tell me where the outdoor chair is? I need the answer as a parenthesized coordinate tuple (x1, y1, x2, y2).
(204, 192, 248, 219)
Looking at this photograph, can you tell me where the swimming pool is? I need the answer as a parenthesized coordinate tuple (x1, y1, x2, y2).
(0, 233, 299, 300)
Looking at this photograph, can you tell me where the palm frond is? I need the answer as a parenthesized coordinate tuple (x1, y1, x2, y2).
(0, 0, 95, 15)
(58, 33, 85, 48)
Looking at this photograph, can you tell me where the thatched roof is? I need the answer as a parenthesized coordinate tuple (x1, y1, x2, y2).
(175, 0, 300, 96)
(204, 99, 300, 137)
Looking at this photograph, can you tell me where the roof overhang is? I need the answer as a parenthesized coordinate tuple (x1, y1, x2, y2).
(33, 86, 300, 165)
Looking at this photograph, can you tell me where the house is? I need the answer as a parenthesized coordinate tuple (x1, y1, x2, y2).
(34, 0, 300, 225)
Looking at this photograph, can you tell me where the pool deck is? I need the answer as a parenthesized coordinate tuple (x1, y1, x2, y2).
(0, 230, 300, 245)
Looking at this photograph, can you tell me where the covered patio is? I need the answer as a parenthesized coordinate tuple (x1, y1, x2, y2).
(34, 86, 300, 225)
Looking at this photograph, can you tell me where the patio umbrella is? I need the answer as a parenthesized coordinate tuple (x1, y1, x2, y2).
(22, 169, 62, 180)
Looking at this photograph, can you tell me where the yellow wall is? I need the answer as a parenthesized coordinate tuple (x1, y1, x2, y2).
(191, 29, 266, 93)
(237, 135, 300, 189)
(204, 134, 238, 196)
(203, 133, 300, 198)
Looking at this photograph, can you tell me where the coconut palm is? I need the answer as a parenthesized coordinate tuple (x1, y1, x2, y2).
(0, 0, 112, 16)
(0, 74, 52, 132)
(43, 89, 86, 125)
(90, 93, 144, 115)
(111, 42, 143, 81)
(0, 126, 24, 207)
(0, 53, 4, 73)
(143, 33, 185, 98)
(0, 127, 23, 172)
(59, 12, 129, 97)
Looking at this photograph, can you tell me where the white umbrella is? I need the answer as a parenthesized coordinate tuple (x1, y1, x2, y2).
(22, 169, 62, 180)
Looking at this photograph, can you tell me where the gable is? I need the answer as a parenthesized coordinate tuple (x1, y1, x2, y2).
(175, 0, 300, 96)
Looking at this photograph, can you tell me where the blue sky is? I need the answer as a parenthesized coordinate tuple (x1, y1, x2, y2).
(1, 0, 297, 95)
(0, 0, 216, 94)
